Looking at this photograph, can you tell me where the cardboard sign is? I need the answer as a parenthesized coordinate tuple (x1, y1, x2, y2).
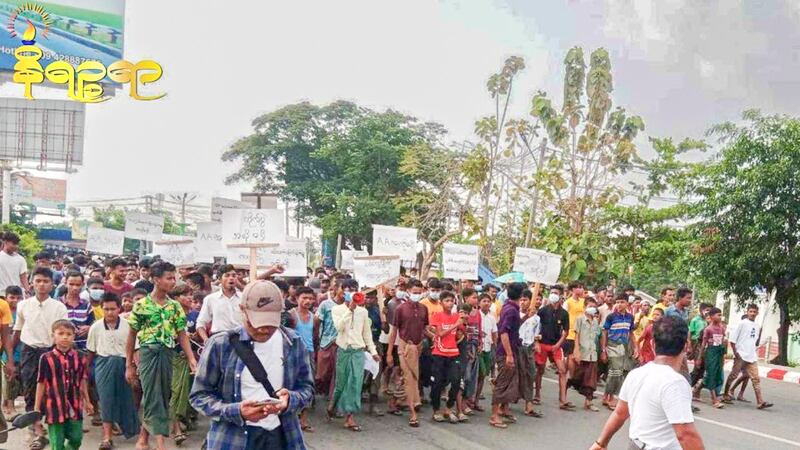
(210, 197, 252, 222)
(195, 222, 224, 258)
(124, 212, 165, 242)
(353, 255, 401, 288)
(86, 226, 125, 255)
(221, 209, 285, 245)
(262, 239, 307, 277)
(513, 247, 562, 284)
(153, 240, 195, 267)
(443, 243, 479, 280)
(340, 249, 368, 271)
(372, 225, 417, 261)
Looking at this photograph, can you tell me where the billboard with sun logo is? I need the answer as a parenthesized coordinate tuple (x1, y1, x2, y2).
(0, 0, 125, 73)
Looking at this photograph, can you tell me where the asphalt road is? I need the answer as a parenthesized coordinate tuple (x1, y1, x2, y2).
(3, 368, 798, 450)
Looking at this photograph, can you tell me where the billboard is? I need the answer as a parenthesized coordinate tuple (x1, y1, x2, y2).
(0, 97, 85, 167)
(10, 173, 66, 210)
(0, 0, 125, 72)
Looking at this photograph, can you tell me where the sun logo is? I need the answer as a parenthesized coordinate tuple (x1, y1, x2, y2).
(6, 2, 52, 43)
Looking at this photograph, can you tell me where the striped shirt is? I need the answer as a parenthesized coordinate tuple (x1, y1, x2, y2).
(60, 296, 95, 349)
(37, 348, 87, 424)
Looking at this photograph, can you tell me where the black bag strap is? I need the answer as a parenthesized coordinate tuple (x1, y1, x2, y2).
(229, 332, 277, 398)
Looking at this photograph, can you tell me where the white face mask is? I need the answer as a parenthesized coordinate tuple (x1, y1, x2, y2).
(409, 293, 423, 303)
(429, 291, 440, 300)
(548, 293, 560, 305)
(396, 290, 408, 300)
(586, 307, 598, 316)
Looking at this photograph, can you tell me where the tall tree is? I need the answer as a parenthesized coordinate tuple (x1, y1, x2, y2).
(691, 110, 800, 365)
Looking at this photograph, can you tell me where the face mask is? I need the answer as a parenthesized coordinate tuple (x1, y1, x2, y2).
(429, 292, 440, 300)
(586, 307, 598, 315)
(343, 292, 353, 303)
(89, 289, 104, 301)
(396, 290, 407, 300)
(475, 284, 483, 292)
(409, 293, 422, 303)
(548, 293, 560, 305)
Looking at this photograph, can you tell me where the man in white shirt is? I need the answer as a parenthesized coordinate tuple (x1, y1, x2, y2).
(10, 266, 67, 444)
(473, 294, 498, 411)
(196, 265, 242, 342)
(591, 315, 705, 450)
(0, 232, 29, 294)
(722, 304, 772, 409)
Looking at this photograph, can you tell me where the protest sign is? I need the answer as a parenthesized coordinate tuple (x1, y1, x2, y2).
(340, 249, 368, 271)
(153, 239, 195, 267)
(211, 197, 251, 222)
(443, 243, 479, 280)
(372, 225, 417, 261)
(262, 239, 307, 277)
(195, 222, 224, 259)
(124, 212, 164, 241)
(513, 247, 562, 284)
(353, 255, 401, 288)
(221, 209, 285, 245)
(86, 226, 124, 255)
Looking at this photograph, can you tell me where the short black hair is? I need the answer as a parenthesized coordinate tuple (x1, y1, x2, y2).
(100, 292, 121, 308)
(341, 278, 359, 291)
(661, 286, 675, 296)
(708, 307, 721, 316)
(51, 319, 76, 333)
(427, 278, 442, 289)
(217, 264, 236, 278)
(136, 280, 154, 293)
(676, 287, 693, 301)
(521, 289, 533, 300)
(653, 316, 689, 357)
(623, 285, 635, 292)
(273, 279, 290, 294)
(0, 232, 20, 244)
(86, 277, 105, 287)
(296, 286, 315, 297)
(568, 281, 584, 291)
(139, 259, 152, 269)
(506, 282, 526, 301)
(461, 288, 476, 299)
(615, 293, 628, 302)
(479, 293, 492, 302)
(34, 252, 51, 261)
(192, 291, 205, 302)
(4, 286, 22, 297)
(196, 264, 213, 278)
(550, 284, 563, 295)
(64, 270, 84, 282)
(150, 261, 176, 279)
(108, 258, 127, 269)
(440, 291, 455, 301)
(184, 272, 204, 287)
(746, 304, 759, 311)
(32, 266, 53, 281)
(408, 279, 423, 289)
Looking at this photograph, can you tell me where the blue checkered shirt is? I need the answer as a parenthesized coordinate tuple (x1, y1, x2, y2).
(190, 327, 314, 450)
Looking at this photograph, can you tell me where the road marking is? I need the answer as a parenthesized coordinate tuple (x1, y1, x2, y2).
(542, 377, 800, 447)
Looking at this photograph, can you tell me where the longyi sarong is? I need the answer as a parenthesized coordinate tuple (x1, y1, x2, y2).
(170, 351, 192, 424)
(95, 355, 140, 438)
(517, 346, 535, 402)
(568, 360, 598, 400)
(398, 340, 421, 408)
(492, 352, 519, 405)
(463, 341, 480, 399)
(138, 344, 174, 436)
(316, 343, 338, 396)
(331, 347, 366, 414)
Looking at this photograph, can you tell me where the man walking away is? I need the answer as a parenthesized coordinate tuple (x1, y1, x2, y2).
(722, 304, 772, 409)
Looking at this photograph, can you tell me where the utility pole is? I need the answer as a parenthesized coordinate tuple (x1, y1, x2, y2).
(524, 139, 548, 247)
(169, 192, 197, 235)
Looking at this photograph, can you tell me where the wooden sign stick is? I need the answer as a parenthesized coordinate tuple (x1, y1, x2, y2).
(227, 243, 279, 282)
(530, 282, 541, 315)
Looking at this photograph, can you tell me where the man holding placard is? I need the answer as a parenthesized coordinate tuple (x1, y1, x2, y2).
(196, 265, 242, 344)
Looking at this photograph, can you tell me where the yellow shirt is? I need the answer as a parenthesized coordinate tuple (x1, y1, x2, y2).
(634, 312, 650, 342)
(419, 298, 444, 323)
(92, 304, 104, 320)
(492, 300, 503, 320)
(565, 297, 585, 340)
(648, 303, 666, 320)
(0, 299, 11, 325)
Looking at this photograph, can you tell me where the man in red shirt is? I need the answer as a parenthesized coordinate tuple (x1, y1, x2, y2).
(428, 291, 465, 424)
(104, 258, 133, 297)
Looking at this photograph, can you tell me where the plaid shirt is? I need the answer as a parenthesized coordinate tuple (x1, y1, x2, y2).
(190, 327, 314, 450)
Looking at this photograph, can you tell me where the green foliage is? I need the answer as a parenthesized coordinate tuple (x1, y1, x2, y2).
(223, 102, 450, 249)
(690, 111, 800, 364)
(93, 206, 183, 254)
(0, 223, 42, 266)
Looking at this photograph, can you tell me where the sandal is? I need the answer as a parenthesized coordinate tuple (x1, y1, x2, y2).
(409, 418, 420, 427)
(345, 423, 362, 432)
(585, 404, 600, 412)
(736, 397, 751, 403)
(757, 402, 774, 410)
(473, 405, 485, 412)
(448, 414, 458, 424)
(387, 409, 403, 416)
(99, 440, 114, 450)
(489, 420, 508, 429)
(30, 436, 49, 450)
(457, 413, 469, 422)
(712, 403, 724, 409)
(500, 413, 517, 423)
(463, 406, 474, 416)
(174, 433, 187, 446)
(301, 424, 315, 432)
(532, 398, 541, 405)
(432, 413, 445, 422)
(560, 403, 577, 411)
(524, 410, 543, 417)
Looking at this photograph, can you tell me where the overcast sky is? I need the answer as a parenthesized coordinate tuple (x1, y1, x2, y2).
(9, 0, 800, 212)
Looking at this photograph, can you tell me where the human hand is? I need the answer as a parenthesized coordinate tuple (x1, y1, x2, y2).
(263, 389, 290, 416)
(600, 351, 608, 363)
(589, 441, 606, 450)
(85, 402, 95, 416)
(505, 354, 515, 369)
(372, 354, 381, 362)
(5, 361, 15, 379)
(386, 354, 394, 367)
(188, 357, 198, 374)
(125, 364, 137, 385)
(241, 399, 270, 422)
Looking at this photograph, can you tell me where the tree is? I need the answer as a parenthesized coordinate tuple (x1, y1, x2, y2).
(691, 111, 800, 365)
(93, 206, 183, 254)
(0, 223, 42, 266)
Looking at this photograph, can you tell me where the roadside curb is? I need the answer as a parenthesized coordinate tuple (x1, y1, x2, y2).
(722, 360, 800, 384)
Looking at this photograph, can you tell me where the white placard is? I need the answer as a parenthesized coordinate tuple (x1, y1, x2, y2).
(262, 239, 307, 277)
(221, 209, 285, 245)
(225, 247, 269, 267)
(372, 225, 417, 261)
(513, 247, 562, 284)
(211, 197, 251, 222)
(353, 256, 401, 288)
(86, 226, 125, 255)
(195, 222, 224, 258)
(443, 243, 479, 280)
(124, 212, 165, 242)
(153, 240, 195, 267)
(340, 249, 368, 271)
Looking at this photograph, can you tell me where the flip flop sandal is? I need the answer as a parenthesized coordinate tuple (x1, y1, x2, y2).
(532, 398, 542, 405)
(736, 398, 751, 403)
(174, 433, 188, 446)
(500, 414, 517, 423)
(99, 440, 114, 450)
(473, 405, 485, 412)
(448, 414, 459, 424)
(458, 413, 469, 422)
(325, 408, 335, 422)
(722, 396, 734, 404)
(30, 436, 49, 450)
(387, 409, 403, 416)
(757, 402, 774, 410)
(604, 404, 616, 411)
(345, 424, 362, 432)
(432, 414, 446, 422)
(301, 424, 315, 432)
(712, 403, 724, 409)
(560, 404, 577, 411)
(408, 419, 420, 428)
(585, 405, 600, 412)
(463, 407, 474, 415)
(489, 420, 508, 429)
(524, 410, 544, 417)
